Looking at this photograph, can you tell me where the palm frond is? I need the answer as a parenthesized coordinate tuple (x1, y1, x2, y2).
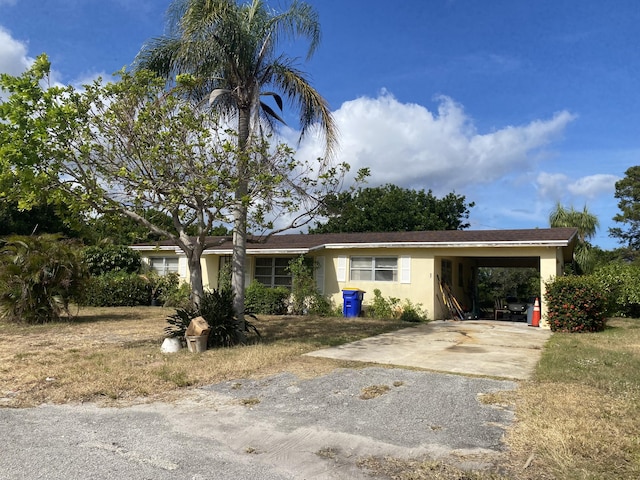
(270, 60, 338, 158)
(133, 0, 337, 155)
(259, 101, 286, 125)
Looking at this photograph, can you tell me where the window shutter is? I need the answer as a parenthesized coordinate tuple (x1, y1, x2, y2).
(337, 255, 347, 283)
(314, 256, 325, 294)
(178, 256, 187, 279)
(400, 256, 411, 284)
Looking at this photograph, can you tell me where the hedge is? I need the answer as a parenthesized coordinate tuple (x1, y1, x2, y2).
(82, 245, 141, 276)
(244, 282, 289, 315)
(80, 272, 151, 307)
(592, 263, 640, 318)
(545, 275, 606, 333)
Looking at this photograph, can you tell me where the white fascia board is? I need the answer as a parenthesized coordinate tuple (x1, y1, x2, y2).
(202, 248, 233, 255)
(203, 248, 310, 255)
(316, 240, 570, 250)
(247, 248, 310, 255)
(130, 245, 181, 253)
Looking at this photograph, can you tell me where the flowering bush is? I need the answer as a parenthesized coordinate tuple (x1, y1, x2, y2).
(545, 275, 607, 333)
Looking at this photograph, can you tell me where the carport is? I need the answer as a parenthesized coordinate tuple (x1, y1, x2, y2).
(427, 229, 578, 326)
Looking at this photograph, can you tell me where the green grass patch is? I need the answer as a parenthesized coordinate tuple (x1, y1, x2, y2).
(505, 318, 640, 479)
(535, 320, 640, 395)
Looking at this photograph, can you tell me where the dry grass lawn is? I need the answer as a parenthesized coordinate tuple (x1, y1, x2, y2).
(2, 308, 640, 479)
(503, 318, 640, 480)
(0, 306, 409, 408)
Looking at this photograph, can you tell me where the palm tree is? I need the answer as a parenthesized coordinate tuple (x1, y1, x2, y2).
(549, 203, 600, 273)
(134, 0, 337, 313)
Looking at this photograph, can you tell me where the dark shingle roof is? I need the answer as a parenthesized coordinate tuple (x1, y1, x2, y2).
(133, 228, 578, 252)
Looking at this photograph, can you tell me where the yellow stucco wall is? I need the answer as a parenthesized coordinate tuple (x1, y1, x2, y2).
(201, 255, 219, 290)
(539, 247, 565, 328)
(140, 244, 565, 328)
(312, 245, 565, 325)
(309, 248, 433, 317)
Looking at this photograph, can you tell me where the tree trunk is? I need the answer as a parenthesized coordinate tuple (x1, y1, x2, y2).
(176, 235, 205, 310)
(231, 105, 251, 321)
(232, 202, 247, 314)
(188, 252, 204, 308)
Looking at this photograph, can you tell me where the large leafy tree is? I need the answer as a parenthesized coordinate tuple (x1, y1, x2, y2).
(549, 203, 599, 274)
(134, 0, 339, 315)
(1, 60, 232, 306)
(310, 184, 475, 233)
(610, 165, 640, 250)
(0, 201, 80, 238)
(1, 58, 339, 307)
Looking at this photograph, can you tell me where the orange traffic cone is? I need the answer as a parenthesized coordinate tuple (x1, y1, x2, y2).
(530, 297, 541, 327)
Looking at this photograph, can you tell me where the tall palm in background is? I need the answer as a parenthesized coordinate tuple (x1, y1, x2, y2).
(549, 203, 600, 273)
(134, 0, 337, 313)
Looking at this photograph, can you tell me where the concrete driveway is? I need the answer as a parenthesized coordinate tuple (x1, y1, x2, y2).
(306, 320, 552, 380)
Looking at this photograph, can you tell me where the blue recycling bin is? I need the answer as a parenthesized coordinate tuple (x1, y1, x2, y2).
(342, 289, 365, 317)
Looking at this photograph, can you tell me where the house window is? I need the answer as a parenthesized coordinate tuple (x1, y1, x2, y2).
(350, 257, 398, 282)
(441, 259, 452, 286)
(149, 257, 179, 276)
(254, 257, 292, 288)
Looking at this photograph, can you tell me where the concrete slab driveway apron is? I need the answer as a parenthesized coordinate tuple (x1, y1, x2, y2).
(306, 320, 552, 380)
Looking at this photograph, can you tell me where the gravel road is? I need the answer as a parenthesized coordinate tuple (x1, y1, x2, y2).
(0, 367, 516, 479)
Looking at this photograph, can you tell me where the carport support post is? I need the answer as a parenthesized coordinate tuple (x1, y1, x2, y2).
(538, 248, 565, 329)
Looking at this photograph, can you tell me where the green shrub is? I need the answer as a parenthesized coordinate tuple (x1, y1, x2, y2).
(399, 300, 428, 322)
(287, 256, 333, 315)
(306, 294, 335, 316)
(244, 281, 289, 315)
(367, 289, 400, 319)
(162, 282, 191, 308)
(80, 272, 151, 307)
(545, 275, 607, 333)
(139, 272, 182, 306)
(0, 235, 87, 324)
(593, 262, 640, 317)
(165, 289, 260, 348)
(82, 245, 141, 276)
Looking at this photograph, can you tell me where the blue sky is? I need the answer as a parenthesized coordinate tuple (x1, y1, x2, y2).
(1, 0, 638, 249)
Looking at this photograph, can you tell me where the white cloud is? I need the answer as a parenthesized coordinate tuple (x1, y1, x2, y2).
(294, 92, 576, 195)
(536, 172, 569, 200)
(0, 26, 32, 75)
(536, 172, 619, 201)
(567, 174, 619, 198)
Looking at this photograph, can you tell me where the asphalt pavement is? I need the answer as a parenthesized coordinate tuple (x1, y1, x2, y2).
(1, 367, 517, 480)
(2, 320, 551, 479)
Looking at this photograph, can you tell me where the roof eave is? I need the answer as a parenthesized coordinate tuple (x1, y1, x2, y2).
(318, 240, 573, 249)
(203, 247, 310, 255)
(130, 245, 181, 253)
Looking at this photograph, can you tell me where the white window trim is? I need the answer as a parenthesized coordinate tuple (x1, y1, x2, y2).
(149, 257, 179, 276)
(350, 256, 398, 282)
(253, 257, 293, 288)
